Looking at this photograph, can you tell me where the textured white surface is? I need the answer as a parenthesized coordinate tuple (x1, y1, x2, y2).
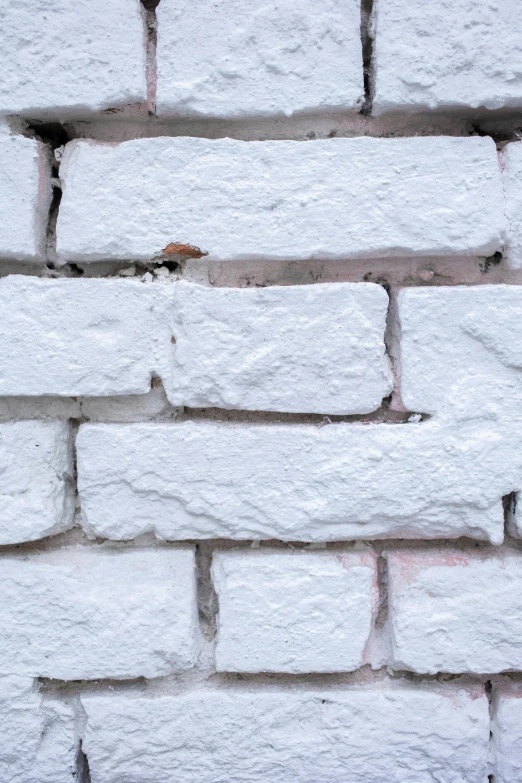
(501, 142, 522, 269)
(56, 136, 504, 263)
(76, 420, 511, 543)
(0, 0, 147, 117)
(373, 0, 522, 114)
(212, 549, 378, 673)
(156, 0, 363, 118)
(0, 136, 51, 262)
(387, 549, 522, 674)
(170, 282, 392, 413)
(0, 420, 73, 544)
(0, 277, 171, 396)
(398, 285, 522, 416)
(81, 685, 489, 783)
(492, 684, 522, 783)
(0, 547, 199, 680)
(0, 677, 77, 783)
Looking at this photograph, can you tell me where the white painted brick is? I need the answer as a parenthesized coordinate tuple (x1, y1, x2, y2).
(491, 683, 522, 783)
(81, 382, 175, 422)
(0, 676, 77, 783)
(0, 547, 198, 680)
(0, 277, 171, 396)
(397, 285, 522, 417)
(0, 136, 51, 262)
(170, 282, 392, 414)
(501, 142, 522, 269)
(0, 0, 147, 117)
(373, 0, 522, 114)
(81, 684, 489, 783)
(212, 549, 377, 673)
(156, 0, 363, 119)
(76, 420, 510, 543)
(0, 420, 73, 544)
(56, 136, 504, 263)
(387, 549, 522, 674)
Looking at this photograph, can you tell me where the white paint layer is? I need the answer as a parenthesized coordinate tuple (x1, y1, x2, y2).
(0, 135, 51, 262)
(0, 677, 77, 783)
(81, 685, 489, 783)
(56, 136, 504, 263)
(0, 0, 147, 117)
(170, 282, 392, 413)
(387, 549, 522, 674)
(156, 0, 363, 118)
(492, 684, 522, 783)
(0, 547, 199, 680)
(212, 549, 378, 673)
(373, 0, 522, 114)
(76, 420, 511, 543)
(501, 142, 522, 269)
(0, 420, 73, 544)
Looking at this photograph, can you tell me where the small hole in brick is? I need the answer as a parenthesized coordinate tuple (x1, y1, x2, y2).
(171, 336, 176, 344)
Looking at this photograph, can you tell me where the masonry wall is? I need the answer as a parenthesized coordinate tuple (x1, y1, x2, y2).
(0, 1, 522, 781)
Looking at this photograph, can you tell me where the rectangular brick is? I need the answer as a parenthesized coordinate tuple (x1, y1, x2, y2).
(0, 547, 199, 680)
(0, 676, 77, 783)
(76, 421, 506, 543)
(0, 0, 147, 117)
(156, 0, 363, 118)
(387, 549, 522, 674)
(491, 683, 522, 783)
(212, 549, 378, 673)
(81, 685, 489, 783)
(0, 135, 51, 262)
(0, 277, 170, 396)
(0, 420, 73, 544)
(171, 281, 392, 413)
(397, 285, 522, 416)
(56, 136, 504, 263)
(373, 0, 522, 114)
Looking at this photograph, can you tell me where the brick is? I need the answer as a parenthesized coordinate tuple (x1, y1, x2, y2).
(0, 135, 51, 262)
(0, 420, 73, 545)
(386, 549, 522, 674)
(397, 285, 522, 416)
(76, 421, 507, 543)
(0, 676, 77, 783)
(491, 683, 522, 783)
(212, 549, 378, 673)
(0, 547, 199, 680)
(56, 136, 504, 263)
(0, 277, 171, 396)
(170, 282, 392, 414)
(0, 0, 147, 117)
(155, 0, 363, 119)
(373, 0, 522, 115)
(501, 142, 522, 269)
(81, 684, 488, 783)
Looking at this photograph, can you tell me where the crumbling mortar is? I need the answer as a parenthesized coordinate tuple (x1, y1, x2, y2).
(360, 0, 375, 115)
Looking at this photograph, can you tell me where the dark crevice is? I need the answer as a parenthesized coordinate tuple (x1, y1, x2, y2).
(196, 543, 218, 640)
(140, 0, 160, 114)
(25, 121, 74, 265)
(360, 0, 375, 115)
(76, 740, 91, 783)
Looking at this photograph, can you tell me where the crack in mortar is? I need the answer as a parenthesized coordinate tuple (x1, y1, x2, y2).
(360, 0, 375, 115)
(140, 0, 161, 115)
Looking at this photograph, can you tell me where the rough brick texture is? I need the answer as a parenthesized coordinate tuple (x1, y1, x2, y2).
(155, 0, 364, 118)
(212, 549, 378, 673)
(81, 685, 489, 783)
(1, 2, 522, 778)
(0, 0, 147, 117)
(76, 420, 508, 543)
(56, 136, 504, 263)
(0, 420, 73, 545)
(0, 547, 199, 680)
(0, 135, 51, 262)
(373, 0, 522, 115)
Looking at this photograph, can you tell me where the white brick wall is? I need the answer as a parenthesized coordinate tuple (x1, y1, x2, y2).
(1, 1, 522, 778)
